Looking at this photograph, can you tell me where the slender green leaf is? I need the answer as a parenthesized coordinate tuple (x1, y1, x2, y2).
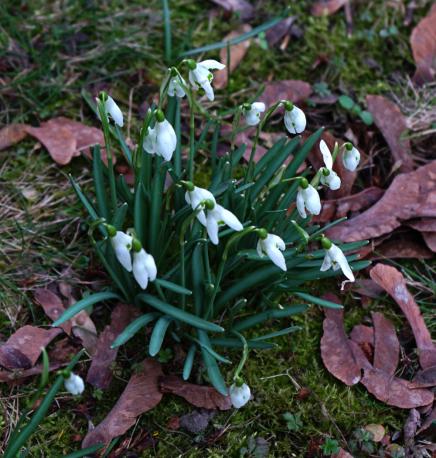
(294, 292, 342, 309)
(114, 125, 132, 165)
(198, 330, 227, 395)
(134, 183, 147, 246)
(211, 338, 276, 349)
(64, 444, 105, 458)
(183, 344, 196, 380)
(154, 278, 192, 295)
(112, 313, 159, 348)
(149, 316, 173, 356)
(92, 146, 109, 220)
(251, 326, 301, 341)
(112, 203, 128, 230)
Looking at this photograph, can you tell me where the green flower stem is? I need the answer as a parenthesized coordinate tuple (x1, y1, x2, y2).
(331, 142, 340, 163)
(231, 330, 248, 382)
(188, 101, 196, 181)
(310, 168, 323, 188)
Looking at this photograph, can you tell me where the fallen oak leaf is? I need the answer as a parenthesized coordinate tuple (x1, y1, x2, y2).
(350, 324, 374, 346)
(413, 365, 436, 385)
(0, 347, 32, 371)
(159, 375, 232, 410)
(311, 0, 348, 16)
(374, 232, 433, 259)
(214, 24, 252, 89)
(86, 303, 139, 390)
(0, 124, 29, 150)
(34, 288, 72, 334)
(327, 161, 436, 242)
(421, 232, 436, 252)
(320, 294, 361, 386)
(82, 359, 163, 448)
(372, 312, 399, 376)
(417, 404, 436, 434)
(370, 263, 436, 369)
(259, 80, 312, 108)
(410, 6, 436, 84)
(366, 95, 414, 172)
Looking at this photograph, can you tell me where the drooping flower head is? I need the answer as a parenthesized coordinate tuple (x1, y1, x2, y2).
(107, 225, 133, 272)
(168, 73, 187, 98)
(64, 372, 85, 395)
(256, 228, 287, 271)
(97, 93, 123, 127)
(242, 102, 266, 126)
(319, 140, 341, 191)
(283, 101, 306, 135)
(143, 109, 177, 161)
(296, 177, 321, 219)
(187, 59, 225, 101)
(342, 142, 360, 172)
(229, 382, 251, 408)
(132, 239, 157, 290)
(320, 237, 355, 282)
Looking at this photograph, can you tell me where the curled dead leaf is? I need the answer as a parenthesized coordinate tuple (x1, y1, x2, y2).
(0, 124, 29, 150)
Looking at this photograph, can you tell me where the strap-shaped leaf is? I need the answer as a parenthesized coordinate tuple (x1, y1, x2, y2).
(114, 125, 132, 165)
(53, 292, 120, 326)
(251, 326, 301, 341)
(198, 330, 227, 395)
(149, 316, 173, 356)
(111, 312, 159, 348)
(232, 304, 307, 331)
(154, 278, 192, 295)
(137, 294, 224, 333)
(293, 292, 343, 309)
(183, 344, 196, 380)
(63, 444, 105, 458)
(211, 338, 275, 349)
(134, 182, 148, 246)
(112, 202, 128, 230)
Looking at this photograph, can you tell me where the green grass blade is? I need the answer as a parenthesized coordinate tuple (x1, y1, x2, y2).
(63, 444, 105, 458)
(154, 278, 192, 295)
(53, 292, 120, 326)
(112, 312, 159, 348)
(149, 316, 172, 356)
(183, 344, 196, 380)
(69, 175, 98, 221)
(112, 202, 129, 230)
(210, 338, 276, 349)
(294, 292, 342, 309)
(137, 294, 224, 333)
(114, 125, 132, 165)
(251, 326, 301, 341)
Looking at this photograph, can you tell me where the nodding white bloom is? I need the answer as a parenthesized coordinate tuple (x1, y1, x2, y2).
(319, 140, 341, 191)
(105, 96, 124, 127)
(229, 383, 251, 408)
(257, 231, 287, 271)
(143, 112, 177, 161)
(133, 248, 157, 290)
(342, 143, 360, 172)
(283, 102, 306, 134)
(243, 102, 266, 126)
(205, 203, 243, 245)
(320, 239, 355, 282)
(110, 230, 133, 272)
(64, 373, 85, 395)
(188, 59, 225, 101)
(168, 75, 186, 98)
(296, 180, 321, 219)
(185, 185, 216, 226)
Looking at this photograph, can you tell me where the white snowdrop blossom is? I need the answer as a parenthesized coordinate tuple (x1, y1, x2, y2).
(243, 102, 266, 126)
(133, 248, 157, 290)
(321, 241, 355, 282)
(229, 383, 251, 408)
(283, 102, 306, 134)
(342, 143, 360, 172)
(205, 203, 243, 245)
(188, 59, 225, 101)
(104, 95, 124, 127)
(257, 232, 287, 271)
(296, 182, 321, 219)
(143, 113, 177, 161)
(319, 140, 341, 191)
(110, 230, 133, 272)
(64, 373, 85, 395)
(168, 75, 186, 98)
(185, 185, 216, 226)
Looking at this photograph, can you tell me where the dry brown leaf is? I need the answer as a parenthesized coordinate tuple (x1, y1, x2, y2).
(214, 25, 252, 89)
(370, 263, 436, 369)
(313, 187, 384, 223)
(421, 232, 436, 252)
(332, 448, 353, 458)
(327, 161, 436, 242)
(259, 80, 312, 108)
(210, 0, 254, 20)
(413, 365, 436, 385)
(311, 0, 348, 16)
(86, 303, 139, 390)
(0, 326, 62, 369)
(372, 312, 399, 376)
(265, 17, 296, 47)
(350, 324, 374, 345)
(410, 7, 436, 84)
(34, 288, 72, 334)
(82, 359, 163, 448)
(0, 124, 29, 150)
(375, 232, 434, 259)
(320, 295, 361, 386)
(417, 404, 436, 434)
(364, 424, 386, 442)
(353, 279, 384, 299)
(366, 95, 414, 172)
(406, 218, 436, 232)
(159, 375, 232, 410)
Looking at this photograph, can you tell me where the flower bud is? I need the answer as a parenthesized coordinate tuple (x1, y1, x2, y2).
(299, 177, 309, 189)
(321, 236, 332, 250)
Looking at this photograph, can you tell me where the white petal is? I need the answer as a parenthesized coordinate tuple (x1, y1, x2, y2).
(64, 373, 85, 395)
(156, 119, 177, 161)
(251, 102, 265, 112)
(188, 70, 199, 89)
(133, 250, 150, 289)
(229, 383, 251, 408)
(245, 111, 261, 126)
(284, 106, 306, 134)
(111, 231, 133, 272)
(321, 170, 341, 191)
(206, 215, 219, 245)
(105, 96, 123, 127)
(266, 245, 287, 271)
(296, 190, 307, 219)
(343, 147, 360, 172)
(320, 252, 332, 272)
(199, 59, 226, 71)
(256, 239, 265, 258)
(201, 79, 215, 101)
(269, 234, 286, 251)
(303, 185, 321, 215)
(319, 139, 333, 170)
(330, 244, 355, 282)
(143, 127, 157, 155)
(215, 205, 243, 232)
(144, 253, 157, 281)
(192, 65, 210, 84)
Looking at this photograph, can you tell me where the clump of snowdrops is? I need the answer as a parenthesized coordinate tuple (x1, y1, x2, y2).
(56, 58, 368, 408)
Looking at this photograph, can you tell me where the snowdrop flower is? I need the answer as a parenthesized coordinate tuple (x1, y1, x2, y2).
(143, 110, 177, 161)
(296, 178, 321, 218)
(205, 202, 244, 245)
(64, 372, 85, 395)
(107, 226, 133, 272)
(132, 241, 157, 290)
(283, 101, 306, 134)
(320, 237, 355, 282)
(104, 95, 124, 127)
(184, 183, 216, 226)
(319, 140, 341, 191)
(168, 74, 186, 98)
(229, 382, 251, 408)
(256, 229, 287, 271)
(342, 142, 360, 172)
(242, 102, 266, 126)
(187, 59, 225, 101)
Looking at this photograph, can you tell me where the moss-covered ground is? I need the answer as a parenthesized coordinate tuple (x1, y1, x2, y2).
(0, 0, 434, 456)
